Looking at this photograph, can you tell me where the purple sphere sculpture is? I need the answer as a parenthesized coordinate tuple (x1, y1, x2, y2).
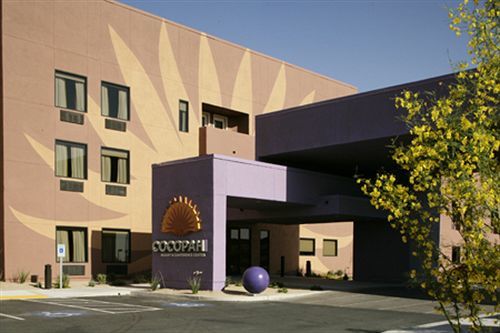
(242, 266, 270, 294)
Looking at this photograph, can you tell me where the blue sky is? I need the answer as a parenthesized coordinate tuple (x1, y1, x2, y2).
(121, 0, 469, 92)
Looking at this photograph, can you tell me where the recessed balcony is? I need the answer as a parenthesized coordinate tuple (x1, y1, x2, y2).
(199, 126, 254, 160)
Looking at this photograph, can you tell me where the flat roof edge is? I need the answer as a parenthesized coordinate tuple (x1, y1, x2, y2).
(108, 0, 356, 90)
(256, 71, 459, 120)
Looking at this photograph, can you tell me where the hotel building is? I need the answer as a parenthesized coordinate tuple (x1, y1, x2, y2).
(1, 0, 357, 282)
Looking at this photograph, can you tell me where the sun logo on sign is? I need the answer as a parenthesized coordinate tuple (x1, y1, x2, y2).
(161, 196, 202, 236)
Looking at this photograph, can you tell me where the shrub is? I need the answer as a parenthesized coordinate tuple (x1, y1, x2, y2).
(132, 274, 149, 284)
(13, 270, 30, 284)
(53, 274, 70, 288)
(277, 287, 288, 293)
(150, 277, 161, 291)
(269, 281, 285, 289)
(88, 280, 96, 287)
(110, 279, 127, 286)
(150, 271, 165, 291)
(187, 271, 203, 294)
(96, 273, 107, 284)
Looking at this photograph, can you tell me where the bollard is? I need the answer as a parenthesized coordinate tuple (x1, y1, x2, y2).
(44, 264, 52, 289)
(306, 260, 312, 277)
(280, 256, 285, 277)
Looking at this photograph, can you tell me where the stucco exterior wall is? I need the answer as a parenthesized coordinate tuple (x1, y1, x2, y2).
(1, 0, 356, 281)
(299, 222, 353, 277)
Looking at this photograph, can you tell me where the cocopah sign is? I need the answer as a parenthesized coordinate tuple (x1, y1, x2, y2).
(152, 196, 208, 257)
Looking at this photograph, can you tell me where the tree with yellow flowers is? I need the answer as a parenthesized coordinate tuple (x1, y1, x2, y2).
(358, 0, 499, 332)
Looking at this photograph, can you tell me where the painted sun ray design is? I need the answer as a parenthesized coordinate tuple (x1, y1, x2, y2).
(87, 97, 154, 163)
(159, 22, 199, 126)
(23, 132, 135, 212)
(231, 48, 253, 114)
(108, 25, 183, 152)
(263, 63, 287, 113)
(300, 90, 316, 106)
(9, 207, 129, 239)
(198, 33, 222, 107)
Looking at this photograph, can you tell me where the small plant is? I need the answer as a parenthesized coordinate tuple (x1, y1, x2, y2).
(234, 279, 242, 287)
(310, 285, 323, 291)
(225, 276, 234, 288)
(150, 271, 165, 291)
(187, 270, 203, 294)
(96, 273, 107, 284)
(110, 279, 127, 286)
(53, 274, 70, 288)
(88, 280, 96, 287)
(151, 277, 161, 291)
(277, 287, 288, 293)
(269, 281, 285, 289)
(13, 270, 30, 284)
(133, 274, 149, 284)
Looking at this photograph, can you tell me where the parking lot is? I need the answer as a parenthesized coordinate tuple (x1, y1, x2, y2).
(0, 290, 448, 333)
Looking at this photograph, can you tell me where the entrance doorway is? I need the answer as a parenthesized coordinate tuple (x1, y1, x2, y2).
(226, 227, 251, 275)
(259, 230, 270, 272)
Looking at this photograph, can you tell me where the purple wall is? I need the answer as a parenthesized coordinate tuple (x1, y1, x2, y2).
(152, 154, 386, 290)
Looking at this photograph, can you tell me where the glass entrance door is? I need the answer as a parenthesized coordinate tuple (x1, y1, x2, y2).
(259, 230, 270, 272)
(226, 227, 251, 275)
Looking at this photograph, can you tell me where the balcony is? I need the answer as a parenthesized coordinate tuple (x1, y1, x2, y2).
(199, 126, 255, 160)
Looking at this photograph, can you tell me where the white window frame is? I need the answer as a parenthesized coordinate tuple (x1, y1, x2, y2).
(213, 114, 228, 130)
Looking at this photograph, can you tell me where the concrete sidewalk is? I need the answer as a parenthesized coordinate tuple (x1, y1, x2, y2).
(0, 277, 416, 302)
(0, 281, 137, 300)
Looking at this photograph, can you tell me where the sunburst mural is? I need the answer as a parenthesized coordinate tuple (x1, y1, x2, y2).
(161, 196, 202, 236)
(4, 0, 356, 276)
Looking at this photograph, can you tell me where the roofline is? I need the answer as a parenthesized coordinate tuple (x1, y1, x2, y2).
(110, 0, 356, 91)
(256, 71, 460, 120)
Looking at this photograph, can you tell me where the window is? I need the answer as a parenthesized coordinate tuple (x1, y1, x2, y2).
(56, 227, 87, 262)
(101, 82, 129, 120)
(213, 114, 228, 130)
(202, 112, 210, 127)
(55, 140, 87, 179)
(299, 238, 315, 256)
(101, 148, 129, 184)
(179, 100, 189, 132)
(323, 239, 338, 256)
(452, 246, 461, 263)
(55, 71, 86, 112)
(102, 229, 130, 263)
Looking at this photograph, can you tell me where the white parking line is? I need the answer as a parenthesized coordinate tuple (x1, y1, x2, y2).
(341, 297, 392, 307)
(0, 313, 25, 321)
(379, 301, 433, 311)
(24, 299, 161, 315)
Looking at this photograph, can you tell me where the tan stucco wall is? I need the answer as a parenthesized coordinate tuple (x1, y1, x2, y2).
(299, 222, 354, 276)
(1, 0, 356, 281)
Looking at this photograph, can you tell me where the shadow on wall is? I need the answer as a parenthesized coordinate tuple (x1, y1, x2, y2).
(353, 219, 410, 282)
(91, 231, 152, 278)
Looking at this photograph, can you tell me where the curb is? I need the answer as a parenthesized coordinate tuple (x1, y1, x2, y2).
(0, 288, 136, 300)
(132, 289, 327, 302)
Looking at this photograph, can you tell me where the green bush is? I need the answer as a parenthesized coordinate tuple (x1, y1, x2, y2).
(53, 274, 70, 288)
(269, 281, 285, 289)
(96, 273, 107, 284)
(110, 279, 127, 286)
(132, 274, 149, 284)
(187, 271, 203, 294)
(13, 270, 30, 284)
(150, 277, 161, 291)
(277, 287, 288, 293)
(88, 280, 96, 287)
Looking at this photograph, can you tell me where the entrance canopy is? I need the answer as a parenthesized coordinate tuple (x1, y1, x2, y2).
(152, 154, 384, 290)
